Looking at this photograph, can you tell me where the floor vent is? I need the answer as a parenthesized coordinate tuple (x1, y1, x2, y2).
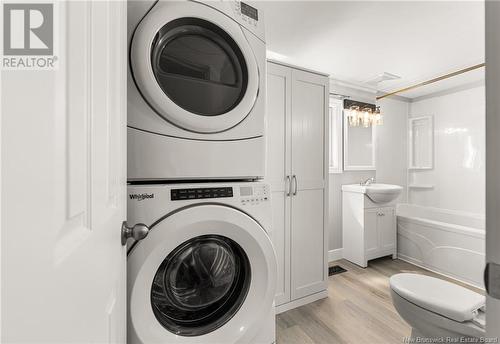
(329, 265, 347, 276)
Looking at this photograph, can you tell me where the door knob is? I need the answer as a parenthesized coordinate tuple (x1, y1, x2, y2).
(121, 221, 150, 245)
(485, 262, 500, 299)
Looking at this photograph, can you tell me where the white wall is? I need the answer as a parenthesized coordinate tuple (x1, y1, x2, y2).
(377, 98, 409, 203)
(409, 85, 485, 215)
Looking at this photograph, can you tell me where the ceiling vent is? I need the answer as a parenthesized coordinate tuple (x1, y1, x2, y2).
(364, 72, 401, 86)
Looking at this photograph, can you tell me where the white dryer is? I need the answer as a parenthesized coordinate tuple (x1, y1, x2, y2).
(127, 182, 277, 343)
(128, 0, 266, 181)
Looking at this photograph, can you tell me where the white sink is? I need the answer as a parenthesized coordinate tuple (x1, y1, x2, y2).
(342, 183, 403, 204)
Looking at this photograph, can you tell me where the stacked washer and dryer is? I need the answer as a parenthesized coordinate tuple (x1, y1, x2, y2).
(126, 1, 277, 344)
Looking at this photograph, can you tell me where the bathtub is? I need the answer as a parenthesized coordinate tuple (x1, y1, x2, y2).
(396, 204, 485, 288)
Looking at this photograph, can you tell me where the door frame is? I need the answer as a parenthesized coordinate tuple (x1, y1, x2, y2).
(485, 0, 500, 338)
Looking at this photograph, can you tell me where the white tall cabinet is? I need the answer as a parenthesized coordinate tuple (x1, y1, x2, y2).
(266, 61, 329, 313)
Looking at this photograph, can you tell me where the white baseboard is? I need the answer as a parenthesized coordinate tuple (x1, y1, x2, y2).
(328, 248, 343, 262)
(275, 290, 328, 314)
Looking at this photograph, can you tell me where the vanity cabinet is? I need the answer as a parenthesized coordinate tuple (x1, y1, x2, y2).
(342, 189, 397, 268)
(266, 61, 329, 313)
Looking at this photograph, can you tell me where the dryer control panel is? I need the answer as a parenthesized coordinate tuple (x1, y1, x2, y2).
(232, 1, 259, 28)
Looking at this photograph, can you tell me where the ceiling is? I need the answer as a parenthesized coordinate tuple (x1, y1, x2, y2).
(250, 1, 485, 99)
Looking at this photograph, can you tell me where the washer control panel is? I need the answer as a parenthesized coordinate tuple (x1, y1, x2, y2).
(171, 187, 233, 201)
(169, 184, 270, 205)
(239, 184, 269, 206)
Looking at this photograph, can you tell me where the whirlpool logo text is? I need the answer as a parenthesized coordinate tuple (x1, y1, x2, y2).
(129, 193, 155, 201)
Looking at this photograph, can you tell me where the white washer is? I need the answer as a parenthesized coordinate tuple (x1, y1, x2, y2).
(127, 182, 277, 344)
(128, 0, 266, 181)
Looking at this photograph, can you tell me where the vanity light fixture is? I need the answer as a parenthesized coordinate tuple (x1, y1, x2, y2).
(344, 99, 383, 127)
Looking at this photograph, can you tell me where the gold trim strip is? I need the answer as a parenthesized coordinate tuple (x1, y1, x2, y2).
(376, 63, 485, 100)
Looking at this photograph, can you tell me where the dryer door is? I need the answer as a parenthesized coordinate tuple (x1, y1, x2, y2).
(127, 205, 276, 344)
(130, 1, 259, 133)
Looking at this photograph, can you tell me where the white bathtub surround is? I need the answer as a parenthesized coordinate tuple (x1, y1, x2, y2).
(396, 203, 485, 288)
(376, 85, 487, 289)
(408, 85, 485, 214)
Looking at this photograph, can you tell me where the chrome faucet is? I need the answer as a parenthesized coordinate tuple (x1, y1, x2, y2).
(360, 177, 375, 186)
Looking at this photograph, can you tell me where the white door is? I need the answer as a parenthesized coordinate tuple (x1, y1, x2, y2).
(485, 1, 500, 337)
(290, 69, 329, 299)
(266, 62, 292, 306)
(1, 2, 127, 342)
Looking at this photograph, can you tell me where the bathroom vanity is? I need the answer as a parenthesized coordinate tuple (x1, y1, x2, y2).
(342, 184, 402, 268)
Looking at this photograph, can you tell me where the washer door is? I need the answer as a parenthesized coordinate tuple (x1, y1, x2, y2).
(130, 1, 259, 133)
(128, 205, 276, 344)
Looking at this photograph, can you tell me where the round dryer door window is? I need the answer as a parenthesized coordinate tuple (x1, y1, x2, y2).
(151, 235, 251, 336)
(130, 1, 260, 133)
(151, 18, 248, 117)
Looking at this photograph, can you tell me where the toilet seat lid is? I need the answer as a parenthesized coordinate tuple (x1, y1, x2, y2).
(390, 273, 485, 322)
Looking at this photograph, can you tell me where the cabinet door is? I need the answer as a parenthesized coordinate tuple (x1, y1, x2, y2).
(378, 208, 396, 252)
(290, 69, 328, 300)
(364, 209, 379, 258)
(291, 189, 327, 299)
(266, 62, 292, 305)
(291, 69, 328, 191)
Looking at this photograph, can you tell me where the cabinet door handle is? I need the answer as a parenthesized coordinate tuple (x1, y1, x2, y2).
(286, 175, 291, 196)
(292, 175, 298, 196)
(378, 212, 385, 216)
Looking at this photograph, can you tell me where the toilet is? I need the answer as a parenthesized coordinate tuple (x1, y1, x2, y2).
(390, 273, 485, 340)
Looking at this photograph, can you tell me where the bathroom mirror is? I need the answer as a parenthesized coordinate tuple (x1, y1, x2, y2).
(343, 112, 376, 171)
(409, 115, 433, 170)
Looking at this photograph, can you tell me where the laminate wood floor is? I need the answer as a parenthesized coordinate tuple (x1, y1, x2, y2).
(275, 257, 482, 344)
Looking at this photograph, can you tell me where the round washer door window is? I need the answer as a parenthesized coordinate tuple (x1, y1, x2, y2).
(151, 18, 248, 117)
(151, 235, 251, 336)
(130, 1, 260, 133)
